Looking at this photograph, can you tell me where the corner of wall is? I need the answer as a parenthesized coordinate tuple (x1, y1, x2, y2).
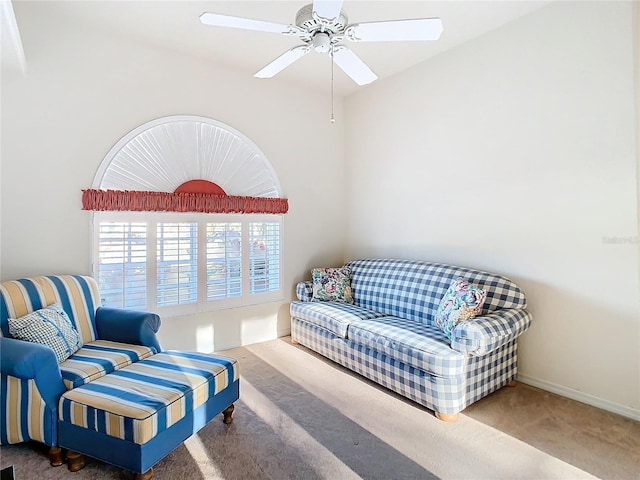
(634, 1, 640, 294)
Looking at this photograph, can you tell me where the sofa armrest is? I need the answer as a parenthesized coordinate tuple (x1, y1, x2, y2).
(296, 281, 313, 302)
(95, 307, 162, 353)
(0, 337, 66, 405)
(450, 309, 532, 356)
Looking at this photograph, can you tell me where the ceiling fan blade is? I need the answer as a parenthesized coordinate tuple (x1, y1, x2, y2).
(332, 46, 377, 86)
(346, 18, 443, 42)
(312, 0, 344, 20)
(254, 45, 311, 78)
(199, 12, 291, 34)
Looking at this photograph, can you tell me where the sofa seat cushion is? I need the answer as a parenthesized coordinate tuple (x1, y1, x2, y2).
(348, 317, 466, 377)
(290, 301, 385, 338)
(59, 340, 157, 390)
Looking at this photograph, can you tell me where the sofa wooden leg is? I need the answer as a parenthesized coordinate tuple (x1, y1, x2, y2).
(291, 338, 300, 345)
(135, 468, 153, 480)
(49, 446, 64, 467)
(435, 412, 459, 423)
(506, 380, 517, 387)
(222, 404, 235, 424)
(66, 451, 85, 472)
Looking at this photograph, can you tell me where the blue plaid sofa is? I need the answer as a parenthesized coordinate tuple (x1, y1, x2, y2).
(0, 275, 239, 479)
(290, 259, 532, 421)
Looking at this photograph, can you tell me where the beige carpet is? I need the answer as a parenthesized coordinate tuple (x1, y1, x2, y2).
(1, 337, 639, 479)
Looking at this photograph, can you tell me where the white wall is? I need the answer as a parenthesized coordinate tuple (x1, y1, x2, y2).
(345, 1, 639, 417)
(0, 3, 346, 351)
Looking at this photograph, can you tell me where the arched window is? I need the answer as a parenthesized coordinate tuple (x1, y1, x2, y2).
(86, 116, 287, 316)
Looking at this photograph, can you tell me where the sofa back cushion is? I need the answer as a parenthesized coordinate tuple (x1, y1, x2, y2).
(0, 275, 101, 344)
(345, 259, 527, 325)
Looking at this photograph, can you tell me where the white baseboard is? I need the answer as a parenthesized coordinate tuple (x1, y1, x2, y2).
(277, 328, 291, 338)
(517, 374, 640, 421)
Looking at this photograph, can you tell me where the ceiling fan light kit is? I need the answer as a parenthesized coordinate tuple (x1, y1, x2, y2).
(200, 0, 443, 120)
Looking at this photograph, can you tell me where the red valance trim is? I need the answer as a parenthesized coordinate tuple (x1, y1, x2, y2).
(82, 189, 288, 214)
(174, 180, 226, 195)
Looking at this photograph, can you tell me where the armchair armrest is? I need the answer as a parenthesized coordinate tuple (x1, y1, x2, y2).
(296, 281, 313, 301)
(0, 337, 66, 406)
(450, 309, 532, 356)
(95, 307, 162, 353)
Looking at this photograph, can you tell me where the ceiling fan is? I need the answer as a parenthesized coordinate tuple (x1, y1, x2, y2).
(199, 0, 443, 86)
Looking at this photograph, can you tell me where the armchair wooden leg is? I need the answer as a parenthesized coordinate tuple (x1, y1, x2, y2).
(222, 404, 235, 424)
(506, 380, 517, 387)
(435, 412, 459, 423)
(66, 451, 85, 472)
(49, 446, 63, 467)
(135, 468, 153, 480)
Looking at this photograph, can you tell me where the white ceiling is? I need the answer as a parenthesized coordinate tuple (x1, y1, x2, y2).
(7, 0, 550, 96)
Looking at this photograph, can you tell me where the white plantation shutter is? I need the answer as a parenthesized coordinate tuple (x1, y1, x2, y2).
(94, 213, 282, 315)
(249, 222, 281, 294)
(156, 222, 198, 307)
(206, 223, 242, 300)
(96, 221, 147, 309)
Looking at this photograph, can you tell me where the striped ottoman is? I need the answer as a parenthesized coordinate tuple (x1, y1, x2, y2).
(58, 351, 239, 479)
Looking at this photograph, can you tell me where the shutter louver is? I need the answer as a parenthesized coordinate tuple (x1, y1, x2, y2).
(97, 221, 147, 309)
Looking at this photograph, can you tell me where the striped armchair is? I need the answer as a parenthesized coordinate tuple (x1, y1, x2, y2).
(0, 275, 161, 465)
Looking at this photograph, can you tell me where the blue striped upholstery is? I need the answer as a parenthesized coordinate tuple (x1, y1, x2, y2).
(0, 276, 99, 446)
(60, 340, 157, 389)
(291, 258, 530, 416)
(60, 351, 238, 445)
(0, 275, 163, 451)
(1, 376, 53, 445)
(58, 352, 240, 475)
(0, 276, 100, 343)
(0, 338, 156, 445)
(58, 350, 239, 475)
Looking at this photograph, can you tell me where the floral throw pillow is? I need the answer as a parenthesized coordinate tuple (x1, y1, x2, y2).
(311, 266, 354, 304)
(8, 303, 82, 363)
(434, 278, 486, 340)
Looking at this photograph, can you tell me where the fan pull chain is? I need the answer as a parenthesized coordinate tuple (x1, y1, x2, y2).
(330, 47, 336, 124)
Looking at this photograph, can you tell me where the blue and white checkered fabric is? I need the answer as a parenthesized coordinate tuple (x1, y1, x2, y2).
(296, 282, 313, 302)
(452, 309, 532, 355)
(291, 317, 517, 415)
(345, 259, 527, 325)
(465, 339, 517, 405)
(348, 317, 466, 376)
(290, 258, 529, 415)
(291, 318, 466, 414)
(290, 301, 384, 338)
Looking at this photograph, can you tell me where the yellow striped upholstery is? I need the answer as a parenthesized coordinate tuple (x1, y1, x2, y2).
(59, 351, 239, 445)
(60, 340, 156, 390)
(1, 276, 100, 344)
(2, 376, 49, 444)
(1, 274, 164, 449)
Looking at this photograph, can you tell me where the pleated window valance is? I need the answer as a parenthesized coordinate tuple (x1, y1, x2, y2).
(82, 188, 288, 214)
